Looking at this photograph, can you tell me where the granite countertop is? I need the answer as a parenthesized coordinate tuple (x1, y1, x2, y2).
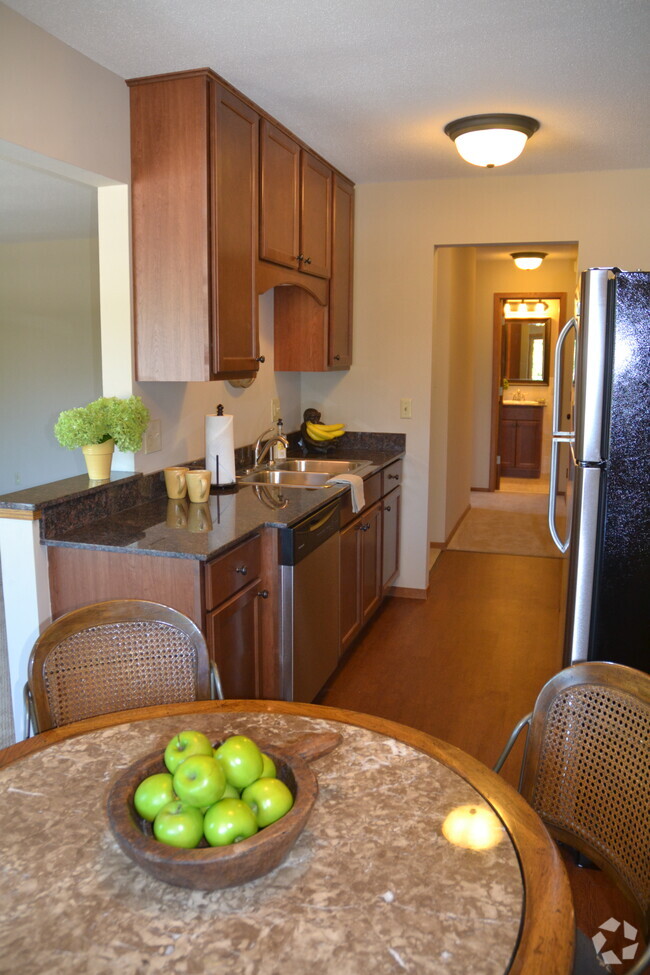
(0, 438, 404, 562)
(0, 710, 523, 975)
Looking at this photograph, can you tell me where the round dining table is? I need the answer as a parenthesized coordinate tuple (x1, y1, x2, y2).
(0, 700, 574, 975)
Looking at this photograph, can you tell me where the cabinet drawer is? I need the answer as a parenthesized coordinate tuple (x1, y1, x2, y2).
(382, 460, 403, 494)
(339, 471, 382, 529)
(205, 534, 261, 610)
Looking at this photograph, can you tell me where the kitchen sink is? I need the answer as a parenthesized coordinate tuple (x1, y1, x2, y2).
(270, 459, 370, 474)
(238, 470, 334, 488)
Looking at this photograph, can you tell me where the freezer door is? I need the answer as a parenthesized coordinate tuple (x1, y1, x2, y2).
(563, 463, 605, 664)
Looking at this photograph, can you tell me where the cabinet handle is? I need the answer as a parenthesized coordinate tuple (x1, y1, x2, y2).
(303, 256, 312, 265)
(387, 473, 399, 480)
(257, 589, 269, 599)
(236, 565, 248, 576)
(256, 355, 265, 363)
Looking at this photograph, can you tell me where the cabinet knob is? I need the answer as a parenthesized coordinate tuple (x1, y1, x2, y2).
(388, 473, 399, 480)
(256, 355, 265, 363)
(385, 505, 391, 512)
(333, 354, 341, 361)
(257, 589, 269, 599)
(303, 256, 312, 265)
(360, 523, 370, 532)
(295, 254, 304, 262)
(236, 565, 248, 576)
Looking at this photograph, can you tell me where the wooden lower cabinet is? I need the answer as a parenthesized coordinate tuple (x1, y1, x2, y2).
(499, 405, 543, 477)
(339, 500, 382, 653)
(382, 486, 401, 593)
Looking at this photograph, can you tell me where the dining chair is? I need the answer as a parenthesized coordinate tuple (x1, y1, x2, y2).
(25, 599, 224, 736)
(494, 661, 650, 975)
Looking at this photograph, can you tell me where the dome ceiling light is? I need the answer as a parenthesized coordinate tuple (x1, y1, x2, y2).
(511, 251, 547, 270)
(444, 114, 540, 168)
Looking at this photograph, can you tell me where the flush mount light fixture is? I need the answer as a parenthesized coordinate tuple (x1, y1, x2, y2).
(444, 114, 540, 168)
(511, 251, 547, 270)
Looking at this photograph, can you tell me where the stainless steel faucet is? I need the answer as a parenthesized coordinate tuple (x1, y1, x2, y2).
(254, 426, 289, 466)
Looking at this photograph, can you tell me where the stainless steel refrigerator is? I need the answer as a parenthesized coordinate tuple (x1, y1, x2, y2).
(548, 267, 649, 671)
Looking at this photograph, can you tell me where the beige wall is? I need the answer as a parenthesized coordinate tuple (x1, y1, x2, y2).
(305, 168, 650, 590)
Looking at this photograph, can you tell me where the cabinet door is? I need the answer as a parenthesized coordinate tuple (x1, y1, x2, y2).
(382, 486, 401, 592)
(340, 517, 362, 651)
(515, 419, 541, 473)
(300, 151, 332, 279)
(329, 174, 354, 368)
(259, 120, 300, 270)
(212, 85, 260, 376)
(360, 502, 382, 625)
(206, 580, 262, 698)
(130, 74, 212, 382)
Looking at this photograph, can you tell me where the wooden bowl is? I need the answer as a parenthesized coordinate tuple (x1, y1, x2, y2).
(107, 731, 341, 890)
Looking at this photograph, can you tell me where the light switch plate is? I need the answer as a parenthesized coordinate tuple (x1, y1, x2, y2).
(400, 398, 412, 419)
(271, 398, 281, 422)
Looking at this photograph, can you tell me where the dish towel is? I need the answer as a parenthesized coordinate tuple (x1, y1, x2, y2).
(327, 474, 365, 513)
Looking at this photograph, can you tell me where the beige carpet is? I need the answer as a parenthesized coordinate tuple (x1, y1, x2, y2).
(448, 490, 565, 558)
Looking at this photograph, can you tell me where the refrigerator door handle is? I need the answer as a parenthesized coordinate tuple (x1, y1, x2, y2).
(549, 437, 571, 553)
(552, 317, 577, 437)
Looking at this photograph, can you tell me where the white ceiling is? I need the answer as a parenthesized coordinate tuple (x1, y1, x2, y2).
(3, 0, 650, 184)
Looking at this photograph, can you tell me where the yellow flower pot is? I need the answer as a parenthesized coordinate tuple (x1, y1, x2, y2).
(82, 439, 115, 480)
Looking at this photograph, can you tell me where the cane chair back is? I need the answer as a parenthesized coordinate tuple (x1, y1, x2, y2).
(496, 661, 650, 964)
(27, 600, 217, 734)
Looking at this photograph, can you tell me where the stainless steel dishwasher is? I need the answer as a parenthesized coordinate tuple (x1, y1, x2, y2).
(278, 499, 341, 702)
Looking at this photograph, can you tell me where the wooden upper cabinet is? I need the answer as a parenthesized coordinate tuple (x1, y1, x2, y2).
(259, 120, 331, 279)
(129, 71, 259, 381)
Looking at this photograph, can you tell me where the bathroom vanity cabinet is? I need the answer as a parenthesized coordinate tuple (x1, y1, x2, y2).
(499, 404, 544, 477)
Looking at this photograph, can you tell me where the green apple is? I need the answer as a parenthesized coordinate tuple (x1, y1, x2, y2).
(164, 730, 214, 773)
(153, 800, 204, 848)
(222, 782, 240, 799)
(260, 752, 276, 778)
(134, 772, 176, 822)
(214, 735, 264, 790)
(242, 777, 294, 827)
(172, 754, 226, 808)
(203, 798, 259, 847)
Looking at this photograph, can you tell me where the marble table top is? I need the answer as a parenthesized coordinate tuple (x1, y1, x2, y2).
(0, 710, 523, 975)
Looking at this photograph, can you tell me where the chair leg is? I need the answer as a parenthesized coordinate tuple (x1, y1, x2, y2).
(23, 683, 35, 739)
(210, 662, 225, 701)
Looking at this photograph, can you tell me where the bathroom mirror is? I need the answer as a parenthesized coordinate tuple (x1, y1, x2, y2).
(501, 318, 550, 384)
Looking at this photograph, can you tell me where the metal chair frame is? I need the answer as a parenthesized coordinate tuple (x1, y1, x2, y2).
(25, 599, 224, 736)
(495, 661, 650, 975)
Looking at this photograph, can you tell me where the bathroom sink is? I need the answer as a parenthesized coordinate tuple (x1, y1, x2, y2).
(503, 399, 544, 406)
(271, 459, 370, 474)
(238, 470, 334, 488)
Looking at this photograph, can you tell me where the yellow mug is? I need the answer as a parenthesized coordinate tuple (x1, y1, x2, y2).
(164, 466, 188, 499)
(186, 469, 212, 503)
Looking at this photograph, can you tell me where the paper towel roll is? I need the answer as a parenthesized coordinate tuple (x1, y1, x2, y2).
(205, 413, 236, 487)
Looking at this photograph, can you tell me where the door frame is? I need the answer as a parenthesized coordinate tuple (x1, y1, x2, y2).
(489, 292, 567, 491)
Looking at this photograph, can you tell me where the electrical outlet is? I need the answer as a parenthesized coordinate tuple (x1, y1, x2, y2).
(400, 398, 412, 419)
(144, 418, 162, 454)
(271, 398, 281, 422)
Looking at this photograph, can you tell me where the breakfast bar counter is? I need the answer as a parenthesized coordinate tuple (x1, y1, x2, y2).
(0, 701, 574, 975)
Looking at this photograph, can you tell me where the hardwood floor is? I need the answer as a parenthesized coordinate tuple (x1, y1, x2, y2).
(319, 549, 564, 790)
(318, 549, 646, 970)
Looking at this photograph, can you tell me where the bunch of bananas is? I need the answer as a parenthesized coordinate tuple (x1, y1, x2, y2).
(305, 421, 346, 442)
